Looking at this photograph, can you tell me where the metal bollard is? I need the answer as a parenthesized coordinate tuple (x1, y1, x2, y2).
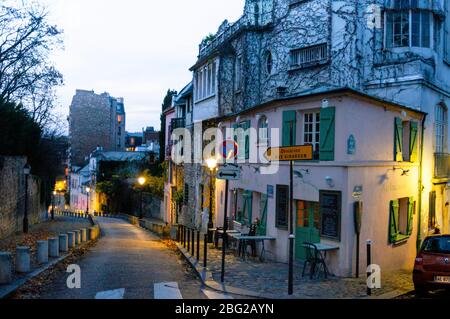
(74, 230, 81, 246)
(197, 231, 200, 261)
(68, 232, 75, 248)
(48, 237, 59, 257)
(367, 240, 372, 296)
(81, 229, 87, 242)
(16, 246, 31, 273)
(37, 240, 49, 264)
(191, 229, 195, 255)
(59, 234, 68, 253)
(188, 228, 191, 252)
(0, 252, 12, 284)
(203, 234, 208, 268)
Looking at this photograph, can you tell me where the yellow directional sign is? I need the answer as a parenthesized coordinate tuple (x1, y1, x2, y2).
(265, 145, 314, 161)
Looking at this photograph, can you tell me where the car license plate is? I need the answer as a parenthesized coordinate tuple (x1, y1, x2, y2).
(434, 276, 450, 283)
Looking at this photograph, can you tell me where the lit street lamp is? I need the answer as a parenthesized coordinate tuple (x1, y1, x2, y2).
(51, 190, 56, 220)
(86, 186, 91, 215)
(23, 163, 31, 233)
(206, 158, 218, 243)
(138, 176, 146, 219)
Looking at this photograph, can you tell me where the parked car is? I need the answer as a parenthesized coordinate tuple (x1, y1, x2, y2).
(413, 235, 450, 294)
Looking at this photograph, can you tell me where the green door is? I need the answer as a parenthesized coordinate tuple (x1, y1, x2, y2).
(295, 201, 320, 261)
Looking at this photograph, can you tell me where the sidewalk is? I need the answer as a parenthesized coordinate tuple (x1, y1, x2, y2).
(0, 215, 94, 298)
(175, 238, 414, 299)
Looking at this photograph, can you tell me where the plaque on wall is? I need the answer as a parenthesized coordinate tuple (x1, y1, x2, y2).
(319, 190, 342, 241)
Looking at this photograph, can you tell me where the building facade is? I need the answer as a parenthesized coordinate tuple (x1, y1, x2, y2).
(68, 89, 126, 168)
(165, 0, 450, 276)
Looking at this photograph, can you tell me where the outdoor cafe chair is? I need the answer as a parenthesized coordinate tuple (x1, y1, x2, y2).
(302, 242, 328, 280)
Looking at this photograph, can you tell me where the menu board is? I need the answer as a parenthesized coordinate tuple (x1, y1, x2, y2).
(320, 191, 341, 241)
(276, 185, 289, 229)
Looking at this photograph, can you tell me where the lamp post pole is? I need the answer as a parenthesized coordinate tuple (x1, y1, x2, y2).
(208, 169, 214, 243)
(288, 121, 295, 295)
(51, 191, 56, 220)
(86, 187, 90, 215)
(23, 167, 30, 234)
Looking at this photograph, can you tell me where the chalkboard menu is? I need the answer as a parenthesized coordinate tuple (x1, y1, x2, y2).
(320, 191, 341, 241)
(276, 185, 289, 229)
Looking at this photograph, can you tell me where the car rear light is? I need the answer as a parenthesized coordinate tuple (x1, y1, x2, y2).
(415, 257, 423, 265)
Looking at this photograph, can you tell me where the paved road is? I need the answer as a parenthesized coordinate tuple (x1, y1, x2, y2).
(39, 218, 231, 299)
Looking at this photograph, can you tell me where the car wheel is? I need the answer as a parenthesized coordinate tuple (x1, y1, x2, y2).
(414, 284, 428, 297)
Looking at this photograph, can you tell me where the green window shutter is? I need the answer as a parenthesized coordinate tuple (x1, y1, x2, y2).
(319, 107, 336, 161)
(409, 121, 418, 163)
(282, 111, 296, 147)
(389, 200, 400, 244)
(244, 120, 251, 160)
(407, 198, 415, 236)
(233, 123, 238, 143)
(243, 190, 253, 226)
(394, 118, 403, 162)
(258, 194, 268, 236)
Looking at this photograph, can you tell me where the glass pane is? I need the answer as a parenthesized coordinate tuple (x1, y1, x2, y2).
(421, 11, 430, 48)
(412, 12, 420, 46)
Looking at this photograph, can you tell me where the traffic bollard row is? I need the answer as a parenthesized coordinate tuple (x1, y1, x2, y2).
(0, 224, 101, 286)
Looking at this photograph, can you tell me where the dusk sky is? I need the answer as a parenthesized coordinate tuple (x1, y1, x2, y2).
(45, 0, 244, 133)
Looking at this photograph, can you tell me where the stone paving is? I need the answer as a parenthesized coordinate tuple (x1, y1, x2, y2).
(179, 237, 414, 299)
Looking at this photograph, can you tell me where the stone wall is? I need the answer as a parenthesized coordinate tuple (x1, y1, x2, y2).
(0, 156, 47, 239)
(142, 193, 163, 221)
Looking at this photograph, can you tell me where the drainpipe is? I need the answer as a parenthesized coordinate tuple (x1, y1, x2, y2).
(417, 113, 428, 252)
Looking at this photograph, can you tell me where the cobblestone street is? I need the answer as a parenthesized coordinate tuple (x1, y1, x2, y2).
(179, 238, 415, 299)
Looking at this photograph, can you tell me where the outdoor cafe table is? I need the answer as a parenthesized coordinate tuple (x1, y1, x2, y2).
(301, 243, 340, 277)
(229, 233, 276, 262)
(214, 229, 241, 248)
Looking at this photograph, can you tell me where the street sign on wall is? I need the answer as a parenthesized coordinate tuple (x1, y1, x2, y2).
(221, 140, 239, 160)
(264, 145, 314, 162)
(216, 164, 241, 181)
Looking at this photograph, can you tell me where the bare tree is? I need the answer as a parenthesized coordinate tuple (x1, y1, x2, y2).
(0, 0, 63, 132)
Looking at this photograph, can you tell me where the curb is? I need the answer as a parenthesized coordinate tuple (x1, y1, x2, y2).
(0, 220, 102, 299)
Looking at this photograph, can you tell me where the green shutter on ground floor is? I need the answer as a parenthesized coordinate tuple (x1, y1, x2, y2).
(257, 194, 268, 236)
(407, 198, 415, 236)
(389, 200, 400, 244)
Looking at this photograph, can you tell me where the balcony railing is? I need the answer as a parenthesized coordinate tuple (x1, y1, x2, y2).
(170, 118, 186, 132)
(434, 153, 450, 179)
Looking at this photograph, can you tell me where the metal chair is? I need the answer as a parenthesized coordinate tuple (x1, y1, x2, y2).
(302, 242, 328, 279)
(239, 224, 258, 258)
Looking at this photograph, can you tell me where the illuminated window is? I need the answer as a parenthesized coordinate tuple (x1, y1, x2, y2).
(117, 115, 123, 123)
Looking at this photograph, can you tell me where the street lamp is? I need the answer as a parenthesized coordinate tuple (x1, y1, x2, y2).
(51, 190, 56, 220)
(85, 186, 91, 215)
(23, 163, 31, 233)
(138, 176, 146, 219)
(206, 158, 218, 243)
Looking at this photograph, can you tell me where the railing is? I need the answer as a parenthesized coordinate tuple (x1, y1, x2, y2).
(290, 43, 329, 69)
(170, 118, 186, 132)
(434, 153, 450, 179)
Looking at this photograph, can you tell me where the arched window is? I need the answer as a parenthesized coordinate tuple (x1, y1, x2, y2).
(435, 103, 448, 153)
(265, 51, 273, 75)
(385, 0, 434, 49)
(258, 115, 269, 145)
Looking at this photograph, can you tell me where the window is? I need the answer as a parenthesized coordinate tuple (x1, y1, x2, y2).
(435, 104, 447, 154)
(265, 51, 273, 75)
(385, 1, 433, 49)
(276, 185, 289, 229)
(235, 56, 242, 91)
(258, 115, 269, 145)
(389, 197, 414, 244)
(319, 191, 341, 241)
(117, 115, 123, 123)
(394, 118, 419, 162)
(184, 184, 189, 205)
(422, 236, 450, 254)
(290, 43, 328, 69)
(195, 60, 217, 101)
(445, 0, 450, 62)
(303, 112, 320, 160)
(429, 191, 436, 230)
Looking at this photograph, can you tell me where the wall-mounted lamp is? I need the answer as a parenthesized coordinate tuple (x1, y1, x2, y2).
(393, 167, 410, 176)
(322, 99, 329, 109)
(325, 176, 335, 188)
